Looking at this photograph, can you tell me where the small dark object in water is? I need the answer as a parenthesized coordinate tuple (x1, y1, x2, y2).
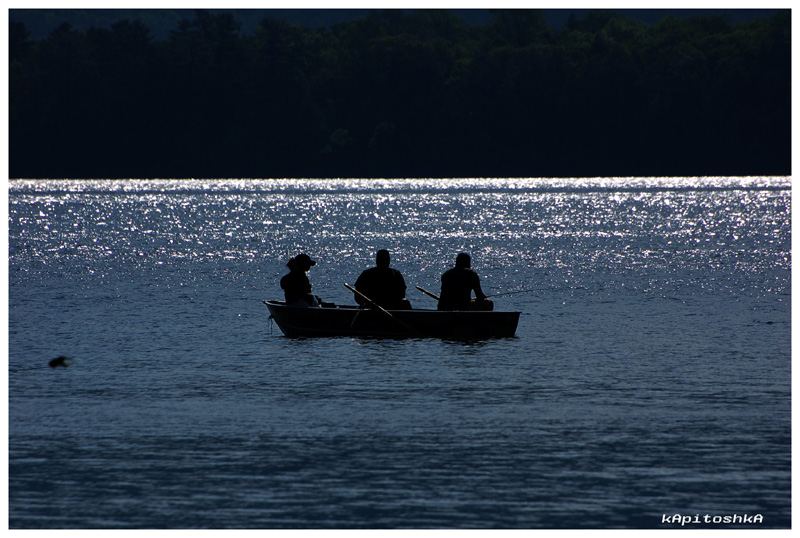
(49, 356, 71, 368)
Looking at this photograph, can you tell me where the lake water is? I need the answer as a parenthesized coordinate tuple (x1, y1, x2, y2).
(8, 177, 791, 529)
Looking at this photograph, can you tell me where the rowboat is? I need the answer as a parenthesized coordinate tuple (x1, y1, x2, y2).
(264, 300, 521, 339)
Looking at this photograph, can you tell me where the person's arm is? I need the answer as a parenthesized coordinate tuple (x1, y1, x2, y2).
(472, 272, 487, 300)
(354, 272, 367, 305)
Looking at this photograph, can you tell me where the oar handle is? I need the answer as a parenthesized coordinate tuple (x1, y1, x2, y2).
(345, 283, 389, 314)
(415, 285, 440, 301)
(344, 283, 423, 337)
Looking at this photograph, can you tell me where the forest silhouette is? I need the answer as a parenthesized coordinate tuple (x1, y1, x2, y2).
(9, 9, 791, 179)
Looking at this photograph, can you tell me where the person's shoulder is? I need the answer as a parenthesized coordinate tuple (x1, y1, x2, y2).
(391, 267, 406, 282)
(357, 266, 380, 282)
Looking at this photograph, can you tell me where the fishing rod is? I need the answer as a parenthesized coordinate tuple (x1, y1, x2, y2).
(485, 286, 587, 298)
(416, 285, 585, 301)
(418, 286, 538, 300)
(485, 289, 536, 298)
(416, 283, 587, 303)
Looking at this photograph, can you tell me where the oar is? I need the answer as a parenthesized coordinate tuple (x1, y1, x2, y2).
(415, 285, 440, 301)
(344, 283, 424, 337)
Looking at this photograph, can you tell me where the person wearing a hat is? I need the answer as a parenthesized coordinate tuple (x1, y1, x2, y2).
(437, 252, 493, 311)
(280, 253, 320, 307)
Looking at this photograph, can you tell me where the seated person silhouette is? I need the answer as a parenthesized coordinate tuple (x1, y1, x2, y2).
(280, 253, 320, 307)
(354, 249, 412, 310)
(437, 253, 494, 311)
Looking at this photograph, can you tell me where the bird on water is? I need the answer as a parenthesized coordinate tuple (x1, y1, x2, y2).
(48, 356, 72, 368)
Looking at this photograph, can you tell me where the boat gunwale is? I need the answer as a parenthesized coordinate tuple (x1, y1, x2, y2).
(263, 300, 521, 315)
(264, 300, 521, 339)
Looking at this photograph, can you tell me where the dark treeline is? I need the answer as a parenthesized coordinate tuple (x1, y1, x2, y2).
(9, 9, 791, 179)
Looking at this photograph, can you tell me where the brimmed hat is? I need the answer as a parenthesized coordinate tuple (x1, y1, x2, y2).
(295, 253, 316, 266)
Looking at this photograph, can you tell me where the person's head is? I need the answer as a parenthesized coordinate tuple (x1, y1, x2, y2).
(376, 249, 390, 268)
(289, 253, 316, 271)
(455, 252, 471, 268)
